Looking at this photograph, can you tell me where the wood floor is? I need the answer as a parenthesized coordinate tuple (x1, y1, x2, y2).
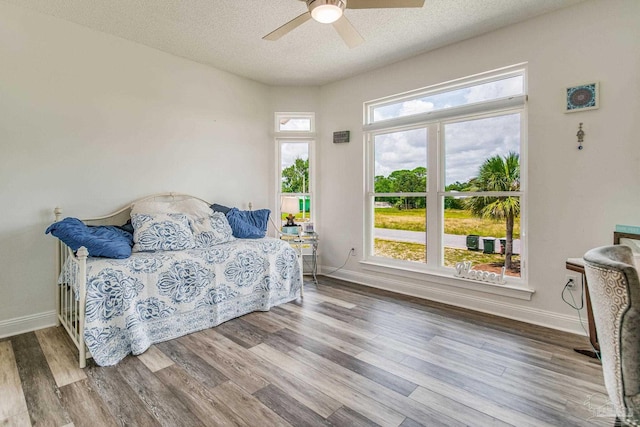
(0, 277, 612, 427)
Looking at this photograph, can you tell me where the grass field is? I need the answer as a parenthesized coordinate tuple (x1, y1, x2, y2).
(374, 208, 520, 238)
(374, 238, 521, 276)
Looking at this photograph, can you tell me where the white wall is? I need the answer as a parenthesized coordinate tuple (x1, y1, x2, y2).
(2, 0, 638, 338)
(0, 2, 271, 335)
(315, 0, 640, 333)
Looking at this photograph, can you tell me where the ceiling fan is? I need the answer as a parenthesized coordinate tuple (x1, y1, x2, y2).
(263, 0, 426, 48)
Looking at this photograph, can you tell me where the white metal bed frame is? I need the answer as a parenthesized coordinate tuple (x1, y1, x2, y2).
(53, 192, 297, 368)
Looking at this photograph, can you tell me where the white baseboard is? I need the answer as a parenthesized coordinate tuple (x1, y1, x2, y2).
(0, 271, 585, 339)
(0, 311, 57, 339)
(321, 268, 586, 336)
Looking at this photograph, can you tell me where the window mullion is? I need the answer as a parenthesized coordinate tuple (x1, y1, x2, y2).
(426, 123, 440, 267)
(365, 134, 375, 258)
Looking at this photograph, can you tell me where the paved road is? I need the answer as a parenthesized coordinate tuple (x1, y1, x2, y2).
(374, 227, 521, 253)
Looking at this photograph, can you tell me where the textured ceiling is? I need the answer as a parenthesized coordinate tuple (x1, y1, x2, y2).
(3, 0, 585, 86)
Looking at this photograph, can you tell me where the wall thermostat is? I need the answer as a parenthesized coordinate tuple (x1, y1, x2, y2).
(333, 130, 350, 143)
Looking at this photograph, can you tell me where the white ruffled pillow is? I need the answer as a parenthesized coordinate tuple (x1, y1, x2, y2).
(131, 213, 195, 252)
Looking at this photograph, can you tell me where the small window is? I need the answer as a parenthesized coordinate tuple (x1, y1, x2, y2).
(369, 75, 524, 124)
(278, 140, 313, 227)
(275, 112, 315, 231)
(275, 113, 315, 132)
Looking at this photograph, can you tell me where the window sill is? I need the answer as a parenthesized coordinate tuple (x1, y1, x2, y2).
(359, 259, 535, 301)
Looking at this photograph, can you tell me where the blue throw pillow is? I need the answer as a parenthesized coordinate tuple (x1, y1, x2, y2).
(225, 208, 270, 239)
(45, 217, 133, 259)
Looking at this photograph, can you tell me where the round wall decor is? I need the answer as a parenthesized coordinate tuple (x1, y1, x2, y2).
(566, 82, 599, 113)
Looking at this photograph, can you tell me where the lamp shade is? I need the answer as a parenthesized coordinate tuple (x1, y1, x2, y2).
(281, 197, 300, 215)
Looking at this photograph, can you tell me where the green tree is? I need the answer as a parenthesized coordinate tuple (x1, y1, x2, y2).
(464, 152, 520, 269)
(282, 158, 309, 193)
(374, 167, 427, 208)
(444, 180, 471, 209)
(387, 167, 427, 209)
(388, 167, 426, 192)
(374, 175, 397, 206)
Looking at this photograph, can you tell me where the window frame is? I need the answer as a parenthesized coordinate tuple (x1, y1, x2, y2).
(274, 113, 316, 230)
(275, 112, 315, 133)
(365, 66, 526, 127)
(363, 65, 529, 292)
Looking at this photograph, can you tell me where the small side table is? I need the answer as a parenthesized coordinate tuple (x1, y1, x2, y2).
(281, 232, 319, 284)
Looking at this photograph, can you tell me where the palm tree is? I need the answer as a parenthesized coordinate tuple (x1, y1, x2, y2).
(464, 152, 520, 269)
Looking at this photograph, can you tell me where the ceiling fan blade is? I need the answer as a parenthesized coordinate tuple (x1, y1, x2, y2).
(332, 16, 364, 49)
(263, 12, 312, 41)
(346, 0, 425, 9)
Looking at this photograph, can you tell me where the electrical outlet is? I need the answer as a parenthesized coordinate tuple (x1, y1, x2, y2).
(350, 247, 356, 256)
(565, 274, 581, 291)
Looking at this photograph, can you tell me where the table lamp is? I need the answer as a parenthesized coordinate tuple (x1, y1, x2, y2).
(281, 197, 300, 228)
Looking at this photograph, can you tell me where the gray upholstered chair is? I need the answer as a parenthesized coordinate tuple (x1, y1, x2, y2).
(584, 245, 640, 426)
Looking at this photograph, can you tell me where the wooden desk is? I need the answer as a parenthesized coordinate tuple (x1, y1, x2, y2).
(566, 258, 600, 358)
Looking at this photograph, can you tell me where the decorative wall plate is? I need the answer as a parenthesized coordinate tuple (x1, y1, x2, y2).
(565, 82, 599, 113)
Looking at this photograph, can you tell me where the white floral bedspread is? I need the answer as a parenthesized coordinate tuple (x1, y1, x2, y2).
(74, 237, 301, 366)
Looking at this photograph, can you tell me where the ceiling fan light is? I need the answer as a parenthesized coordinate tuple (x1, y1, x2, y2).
(311, 5, 342, 23)
(309, 0, 345, 24)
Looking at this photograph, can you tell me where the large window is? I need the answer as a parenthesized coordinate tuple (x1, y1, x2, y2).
(275, 113, 315, 229)
(365, 66, 526, 284)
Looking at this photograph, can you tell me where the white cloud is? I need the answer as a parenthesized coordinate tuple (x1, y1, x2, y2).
(281, 142, 308, 169)
(444, 113, 520, 184)
(465, 75, 523, 104)
(373, 99, 435, 122)
(374, 128, 426, 177)
(400, 99, 435, 116)
(372, 113, 520, 184)
(279, 118, 311, 131)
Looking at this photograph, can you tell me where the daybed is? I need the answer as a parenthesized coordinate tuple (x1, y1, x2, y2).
(48, 193, 303, 367)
